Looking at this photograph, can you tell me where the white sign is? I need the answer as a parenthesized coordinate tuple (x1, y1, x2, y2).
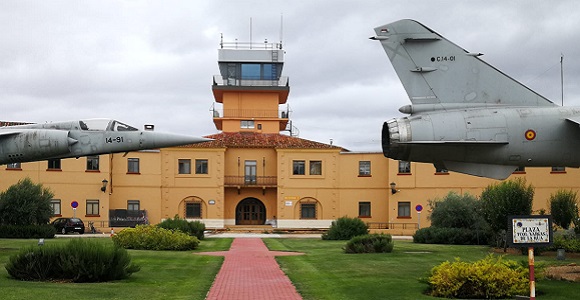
(511, 217, 550, 244)
(285, 201, 293, 207)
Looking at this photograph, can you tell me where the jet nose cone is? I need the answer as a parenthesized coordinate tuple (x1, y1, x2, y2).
(142, 131, 212, 149)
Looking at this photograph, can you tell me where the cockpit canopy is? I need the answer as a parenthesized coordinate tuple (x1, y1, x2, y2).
(79, 119, 138, 131)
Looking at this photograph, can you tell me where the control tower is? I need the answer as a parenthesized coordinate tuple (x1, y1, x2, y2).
(211, 38, 290, 134)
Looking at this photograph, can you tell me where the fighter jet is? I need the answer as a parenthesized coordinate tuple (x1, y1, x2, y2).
(0, 118, 211, 165)
(371, 19, 578, 180)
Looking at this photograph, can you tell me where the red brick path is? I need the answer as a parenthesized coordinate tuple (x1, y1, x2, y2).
(202, 238, 304, 300)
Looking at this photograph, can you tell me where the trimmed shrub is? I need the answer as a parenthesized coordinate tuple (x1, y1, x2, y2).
(549, 189, 579, 230)
(322, 217, 369, 240)
(344, 234, 394, 253)
(157, 216, 205, 240)
(413, 227, 490, 245)
(0, 224, 56, 238)
(547, 234, 580, 253)
(428, 255, 528, 299)
(112, 225, 200, 251)
(5, 239, 139, 282)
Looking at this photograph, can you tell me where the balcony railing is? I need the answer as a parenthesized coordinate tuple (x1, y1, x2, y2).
(213, 75, 289, 87)
(224, 175, 277, 187)
(211, 108, 289, 119)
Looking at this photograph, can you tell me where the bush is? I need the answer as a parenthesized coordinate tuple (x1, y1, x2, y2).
(0, 178, 54, 226)
(413, 227, 490, 245)
(0, 224, 56, 238)
(112, 225, 200, 250)
(549, 190, 579, 230)
(547, 234, 580, 253)
(344, 234, 394, 253)
(428, 255, 528, 299)
(322, 217, 369, 240)
(429, 192, 486, 230)
(157, 216, 205, 240)
(5, 239, 139, 282)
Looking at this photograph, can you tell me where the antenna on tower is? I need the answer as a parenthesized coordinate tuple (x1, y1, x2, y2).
(279, 13, 284, 49)
(249, 17, 253, 49)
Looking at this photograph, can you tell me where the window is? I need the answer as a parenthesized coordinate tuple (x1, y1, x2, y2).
(359, 202, 371, 217)
(195, 159, 208, 174)
(551, 166, 566, 173)
(309, 160, 322, 175)
(241, 120, 255, 129)
(513, 166, 526, 174)
(47, 159, 61, 170)
(293, 160, 305, 175)
(178, 159, 191, 174)
(244, 160, 257, 184)
(86, 156, 99, 171)
(185, 202, 202, 218)
(127, 158, 140, 173)
(435, 167, 448, 174)
(300, 203, 316, 219)
(50, 199, 61, 216)
(398, 161, 411, 174)
(127, 200, 140, 211)
(86, 200, 99, 216)
(398, 201, 411, 218)
(359, 161, 371, 176)
(6, 162, 21, 170)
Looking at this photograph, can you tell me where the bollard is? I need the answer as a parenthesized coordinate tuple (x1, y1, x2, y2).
(110, 228, 115, 237)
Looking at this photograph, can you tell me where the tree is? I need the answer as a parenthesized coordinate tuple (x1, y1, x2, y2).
(0, 178, 54, 225)
(480, 178, 534, 232)
(480, 178, 534, 248)
(428, 192, 486, 229)
(549, 189, 579, 230)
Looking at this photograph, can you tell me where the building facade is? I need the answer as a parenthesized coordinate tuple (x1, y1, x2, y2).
(1, 41, 578, 235)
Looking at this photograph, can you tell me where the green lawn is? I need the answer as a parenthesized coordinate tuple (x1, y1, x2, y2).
(264, 239, 580, 300)
(1, 237, 578, 300)
(0, 237, 231, 300)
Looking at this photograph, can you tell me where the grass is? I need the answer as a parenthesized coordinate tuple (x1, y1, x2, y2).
(1, 237, 578, 299)
(0, 237, 232, 300)
(264, 238, 580, 300)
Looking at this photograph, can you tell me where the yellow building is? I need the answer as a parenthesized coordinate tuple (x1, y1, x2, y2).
(1, 41, 579, 235)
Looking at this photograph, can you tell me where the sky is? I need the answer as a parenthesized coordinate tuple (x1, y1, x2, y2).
(2, 0, 580, 152)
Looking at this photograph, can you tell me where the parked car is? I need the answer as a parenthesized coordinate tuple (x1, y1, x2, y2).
(51, 217, 85, 234)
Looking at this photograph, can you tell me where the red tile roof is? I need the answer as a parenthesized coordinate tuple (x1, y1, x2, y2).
(180, 132, 346, 150)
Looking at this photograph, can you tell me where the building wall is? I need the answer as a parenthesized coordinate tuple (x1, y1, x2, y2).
(2, 148, 580, 234)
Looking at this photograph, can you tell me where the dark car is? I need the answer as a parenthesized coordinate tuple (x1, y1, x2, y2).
(51, 217, 85, 234)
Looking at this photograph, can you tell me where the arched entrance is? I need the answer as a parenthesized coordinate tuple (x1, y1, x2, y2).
(236, 197, 266, 225)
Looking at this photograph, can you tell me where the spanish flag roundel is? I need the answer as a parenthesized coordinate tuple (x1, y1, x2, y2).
(525, 129, 536, 141)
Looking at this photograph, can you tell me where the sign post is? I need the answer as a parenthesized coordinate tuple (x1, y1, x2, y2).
(71, 201, 78, 218)
(415, 204, 423, 229)
(508, 215, 553, 300)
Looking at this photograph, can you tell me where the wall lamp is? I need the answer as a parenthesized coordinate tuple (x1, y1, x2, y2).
(390, 182, 398, 195)
(101, 179, 109, 193)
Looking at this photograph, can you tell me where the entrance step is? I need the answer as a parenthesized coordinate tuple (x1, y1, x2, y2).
(220, 225, 328, 234)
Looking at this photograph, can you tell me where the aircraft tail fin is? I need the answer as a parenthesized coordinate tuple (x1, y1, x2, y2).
(371, 19, 555, 107)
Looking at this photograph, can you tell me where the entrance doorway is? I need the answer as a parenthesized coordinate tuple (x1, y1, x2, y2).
(236, 197, 266, 225)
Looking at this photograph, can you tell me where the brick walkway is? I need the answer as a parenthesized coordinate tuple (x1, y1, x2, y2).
(201, 238, 304, 300)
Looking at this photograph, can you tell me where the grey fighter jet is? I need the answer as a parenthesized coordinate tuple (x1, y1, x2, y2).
(371, 19, 577, 180)
(0, 118, 211, 164)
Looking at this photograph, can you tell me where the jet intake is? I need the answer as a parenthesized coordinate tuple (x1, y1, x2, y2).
(0, 130, 73, 164)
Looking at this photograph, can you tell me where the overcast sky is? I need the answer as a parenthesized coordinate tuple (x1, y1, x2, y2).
(2, 0, 580, 152)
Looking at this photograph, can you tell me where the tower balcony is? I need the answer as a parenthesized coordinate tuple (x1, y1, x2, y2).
(212, 75, 290, 104)
(211, 108, 290, 131)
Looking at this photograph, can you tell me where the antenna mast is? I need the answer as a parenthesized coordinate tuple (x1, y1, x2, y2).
(561, 54, 564, 106)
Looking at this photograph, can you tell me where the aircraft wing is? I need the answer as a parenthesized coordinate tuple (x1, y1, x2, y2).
(443, 161, 517, 180)
(397, 140, 508, 145)
(0, 130, 22, 138)
(565, 116, 580, 126)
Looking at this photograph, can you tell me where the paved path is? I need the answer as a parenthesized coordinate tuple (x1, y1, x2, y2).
(202, 238, 304, 300)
